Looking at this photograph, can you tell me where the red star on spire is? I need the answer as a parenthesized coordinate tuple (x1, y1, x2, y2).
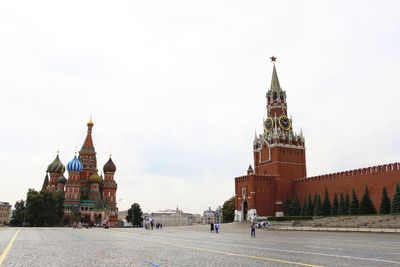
(270, 56, 277, 62)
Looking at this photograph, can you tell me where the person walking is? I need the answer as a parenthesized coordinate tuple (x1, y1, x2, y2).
(251, 223, 256, 237)
(215, 223, 219, 234)
(210, 222, 214, 233)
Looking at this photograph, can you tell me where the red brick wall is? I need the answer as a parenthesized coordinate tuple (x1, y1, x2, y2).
(294, 163, 400, 210)
(235, 175, 276, 216)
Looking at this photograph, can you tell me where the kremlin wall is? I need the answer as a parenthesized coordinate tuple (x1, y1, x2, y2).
(234, 58, 399, 221)
(294, 163, 400, 214)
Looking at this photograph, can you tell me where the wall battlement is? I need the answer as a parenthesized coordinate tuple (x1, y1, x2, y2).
(235, 174, 275, 183)
(294, 162, 400, 184)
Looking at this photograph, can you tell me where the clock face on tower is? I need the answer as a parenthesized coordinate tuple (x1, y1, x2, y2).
(264, 117, 274, 132)
(279, 115, 291, 130)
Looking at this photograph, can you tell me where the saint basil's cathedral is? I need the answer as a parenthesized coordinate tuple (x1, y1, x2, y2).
(234, 58, 400, 221)
(43, 119, 118, 226)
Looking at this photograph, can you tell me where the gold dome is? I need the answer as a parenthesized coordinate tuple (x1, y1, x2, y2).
(87, 117, 94, 126)
(89, 172, 102, 183)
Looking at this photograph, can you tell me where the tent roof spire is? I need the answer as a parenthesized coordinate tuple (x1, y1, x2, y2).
(269, 56, 282, 92)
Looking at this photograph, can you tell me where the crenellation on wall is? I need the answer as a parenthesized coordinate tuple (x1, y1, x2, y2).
(294, 162, 400, 184)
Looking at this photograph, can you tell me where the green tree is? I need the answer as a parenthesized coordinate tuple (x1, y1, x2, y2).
(359, 185, 377, 215)
(25, 189, 64, 226)
(320, 187, 332, 216)
(283, 196, 292, 216)
(331, 193, 339, 216)
(10, 200, 26, 226)
(288, 196, 301, 216)
(300, 199, 307, 216)
(222, 196, 235, 223)
(338, 192, 346, 215)
(379, 186, 391, 214)
(305, 193, 314, 216)
(344, 191, 350, 215)
(391, 182, 400, 213)
(126, 203, 143, 227)
(313, 193, 321, 216)
(81, 214, 90, 224)
(55, 192, 64, 221)
(349, 189, 359, 215)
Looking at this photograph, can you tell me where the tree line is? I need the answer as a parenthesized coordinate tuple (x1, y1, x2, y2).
(11, 189, 64, 227)
(284, 183, 400, 216)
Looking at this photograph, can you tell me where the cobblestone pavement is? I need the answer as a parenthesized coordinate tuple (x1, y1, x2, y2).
(1, 223, 400, 266)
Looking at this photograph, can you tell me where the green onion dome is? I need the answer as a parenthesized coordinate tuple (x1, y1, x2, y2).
(89, 172, 103, 183)
(57, 173, 67, 184)
(47, 155, 66, 174)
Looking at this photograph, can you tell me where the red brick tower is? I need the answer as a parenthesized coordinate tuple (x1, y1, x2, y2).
(46, 154, 66, 192)
(64, 155, 83, 220)
(88, 172, 102, 201)
(235, 57, 306, 220)
(102, 156, 118, 225)
(78, 118, 97, 199)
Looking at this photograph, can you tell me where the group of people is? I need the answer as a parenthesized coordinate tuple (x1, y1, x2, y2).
(257, 220, 271, 229)
(145, 220, 163, 230)
(71, 219, 112, 229)
(210, 222, 220, 234)
(72, 221, 82, 229)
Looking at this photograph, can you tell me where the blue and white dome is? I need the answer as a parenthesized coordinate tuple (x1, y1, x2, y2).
(67, 156, 83, 172)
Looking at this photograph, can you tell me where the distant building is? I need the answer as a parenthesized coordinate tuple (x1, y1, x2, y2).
(191, 213, 202, 224)
(0, 202, 11, 226)
(148, 208, 195, 227)
(202, 206, 221, 224)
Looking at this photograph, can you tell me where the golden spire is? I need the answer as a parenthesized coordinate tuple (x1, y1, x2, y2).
(87, 116, 94, 126)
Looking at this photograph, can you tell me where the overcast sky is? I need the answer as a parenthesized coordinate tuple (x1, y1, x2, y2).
(1, 1, 399, 214)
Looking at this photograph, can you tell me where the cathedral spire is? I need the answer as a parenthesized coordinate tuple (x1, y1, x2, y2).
(269, 56, 282, 92)
(81, 118, 95, 152)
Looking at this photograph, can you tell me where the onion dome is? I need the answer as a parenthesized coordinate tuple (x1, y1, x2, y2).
(57, 173, 67, 184)
(103, 156, 116, 173)
(67, 155, 83, 172)
(89, 172, 102, 183)
(47, 155, 66, 174)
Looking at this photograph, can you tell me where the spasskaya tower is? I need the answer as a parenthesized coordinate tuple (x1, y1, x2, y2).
(235, 57, 306, 220)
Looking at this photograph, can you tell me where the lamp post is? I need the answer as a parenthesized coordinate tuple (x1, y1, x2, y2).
(23, 201, 26, 227)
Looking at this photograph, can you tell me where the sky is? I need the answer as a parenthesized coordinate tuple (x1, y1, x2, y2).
(1, 1, 399, 214)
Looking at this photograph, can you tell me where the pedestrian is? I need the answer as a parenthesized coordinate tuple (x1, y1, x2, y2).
(160, 223, 162, 229)
(215, 223, 219, 234)
(108, 221, 111, 229)
(150, 220, 154, 230)
(251, 223, 256, 237)
(210, 222, 214, 233)
(103, 219, 106, 228)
